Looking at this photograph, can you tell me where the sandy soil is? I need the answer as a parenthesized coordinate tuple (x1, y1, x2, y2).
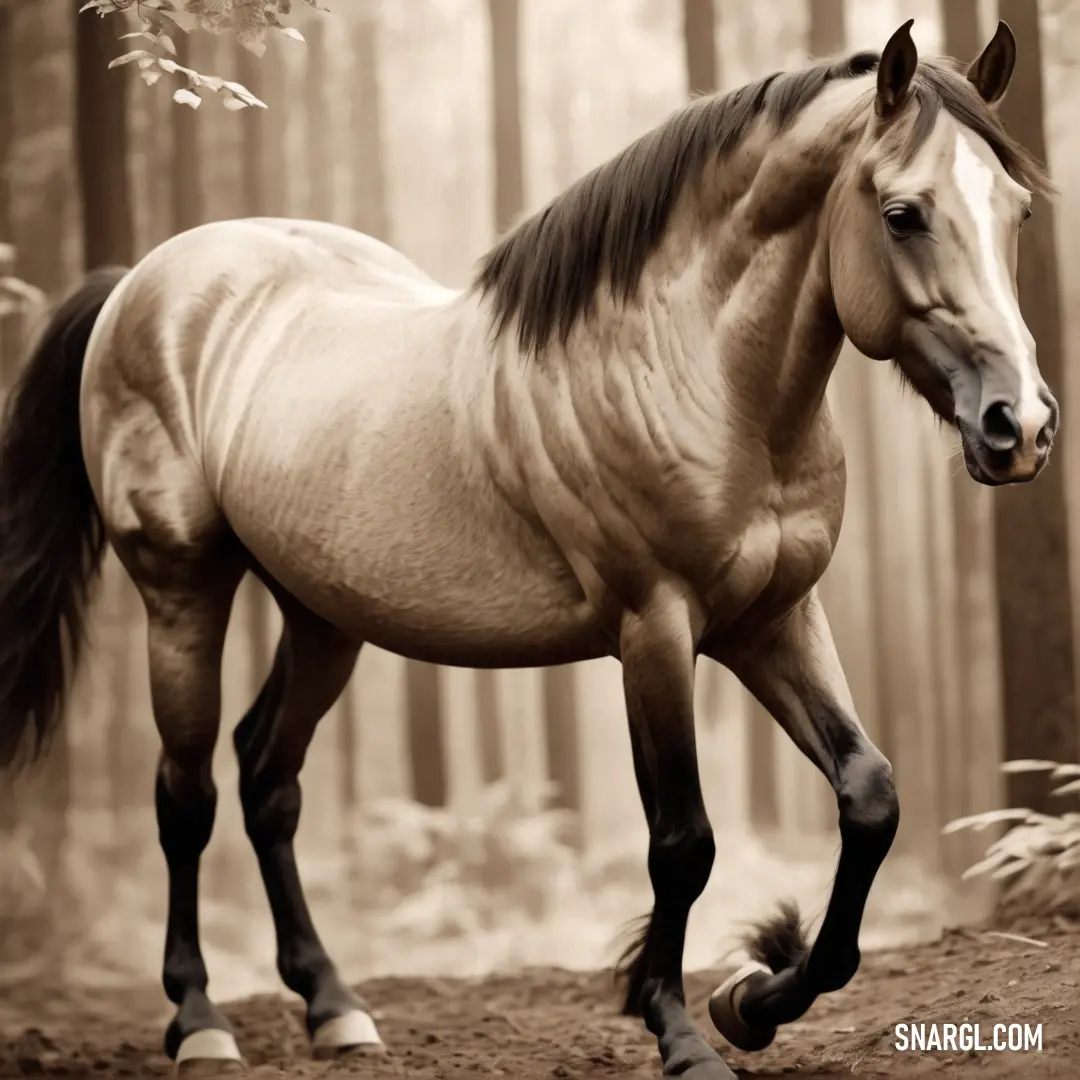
(0, 918, 1075, 1078)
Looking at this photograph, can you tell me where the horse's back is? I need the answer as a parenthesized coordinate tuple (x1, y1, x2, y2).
(80, 218, 451, 541)
(240, 217, 457, 306)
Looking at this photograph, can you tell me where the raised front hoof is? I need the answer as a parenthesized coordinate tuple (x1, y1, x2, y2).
(173, 1029, 247, 1076)
(708, 961, 777, 1053)
(310, 1010, 387, 1061)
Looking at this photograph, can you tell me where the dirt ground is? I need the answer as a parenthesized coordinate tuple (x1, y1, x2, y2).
(0, 918, 1076, 1078)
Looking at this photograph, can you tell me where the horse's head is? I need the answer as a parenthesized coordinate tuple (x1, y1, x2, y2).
(829, 19, 1055, 486)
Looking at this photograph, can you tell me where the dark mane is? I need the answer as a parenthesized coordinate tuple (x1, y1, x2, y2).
(474, 50, 1049, 359)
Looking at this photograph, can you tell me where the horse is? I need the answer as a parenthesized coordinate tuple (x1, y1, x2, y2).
(0, 17, 1055, 1079)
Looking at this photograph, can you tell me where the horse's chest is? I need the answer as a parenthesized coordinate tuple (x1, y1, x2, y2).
(704, 483, 842, 639)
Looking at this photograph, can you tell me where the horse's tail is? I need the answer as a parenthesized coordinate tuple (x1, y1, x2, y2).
(0, 266, 128, 771)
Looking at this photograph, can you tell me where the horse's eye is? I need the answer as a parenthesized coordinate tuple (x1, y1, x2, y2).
(883, 204, 926, 239)
(1020, 205, 1033, 228)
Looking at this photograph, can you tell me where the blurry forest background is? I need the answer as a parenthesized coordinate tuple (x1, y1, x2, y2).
(1, 0, 1080, 1002)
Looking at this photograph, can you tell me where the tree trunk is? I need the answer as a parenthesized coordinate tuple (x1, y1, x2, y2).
(75, 9, 133, 268)
(406, 661, 446, 806)
(807, 0, 844, 59)
(236, 39, 287, 219)
(351, 7, 389, 241)
(194, 32, 245, 225)
(941, 0, 982, 63)
(995, 0, 1078, 810)
(303, 16, 332, 222)
(745, 701, 779, 832)
(489, 0, 523, 234)
(682, 0, 716, 96)
(474, 668, 502, 786)
(172, 31, 202, 232)
(126, 35, 173, 257)
(542, 664, 581, 826)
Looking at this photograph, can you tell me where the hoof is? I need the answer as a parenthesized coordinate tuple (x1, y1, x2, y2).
(708, 961, 777, 1053)
(311, 1009, 386, 1060)
(174, 1029, 246, 1075)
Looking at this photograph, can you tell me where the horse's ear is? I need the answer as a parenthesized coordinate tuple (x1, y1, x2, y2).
(967, 20, 1016, 105)
(876, 19, 918, 119)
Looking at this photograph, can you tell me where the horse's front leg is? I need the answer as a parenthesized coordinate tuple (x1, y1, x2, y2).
(707, 588, 899, 1053)
(614, 585, 736, 1079)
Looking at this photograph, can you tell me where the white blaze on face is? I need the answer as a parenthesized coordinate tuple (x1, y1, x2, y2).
(951, 130, 1049, 451)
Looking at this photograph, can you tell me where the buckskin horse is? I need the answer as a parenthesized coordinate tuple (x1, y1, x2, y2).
(0, 18, 1055, 1079)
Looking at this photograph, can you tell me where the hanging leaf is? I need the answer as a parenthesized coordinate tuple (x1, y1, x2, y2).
(107, 49, 158, 69)
(173, 87, 202, 109)
(990, 857, 1032, 881)
(1000, 759, 1060, 774)
(942, 807, 1033, 833)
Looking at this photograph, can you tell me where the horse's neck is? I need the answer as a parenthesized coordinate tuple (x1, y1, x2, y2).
(497, 99, 860, 481)
(709, 223, 845, 455)
(546, 221, 843, 459)
(697, 124, 852, 455)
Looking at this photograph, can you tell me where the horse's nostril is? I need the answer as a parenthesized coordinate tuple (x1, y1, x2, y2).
(980, 401, 1022, 452)
(1037, 420, 1054, 452)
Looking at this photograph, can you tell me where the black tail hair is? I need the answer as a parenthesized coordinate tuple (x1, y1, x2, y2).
(741, 899, 811, 974)
(613, 911, 652, 1016)
(0, 266, 127, 770)
(613, 899, 811, 1017)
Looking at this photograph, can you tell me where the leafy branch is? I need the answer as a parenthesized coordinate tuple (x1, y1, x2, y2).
(944, 759, 1080, 918)
(79, 0, 326, 110)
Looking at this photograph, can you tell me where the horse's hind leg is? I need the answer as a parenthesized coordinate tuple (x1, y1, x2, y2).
(232, 588, 384, 1059)
(117, 530, 247, 1072)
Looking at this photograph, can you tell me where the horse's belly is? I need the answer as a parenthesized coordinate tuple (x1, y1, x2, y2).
(242, 519, 609, 667)
(222, 417, 610, 667)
